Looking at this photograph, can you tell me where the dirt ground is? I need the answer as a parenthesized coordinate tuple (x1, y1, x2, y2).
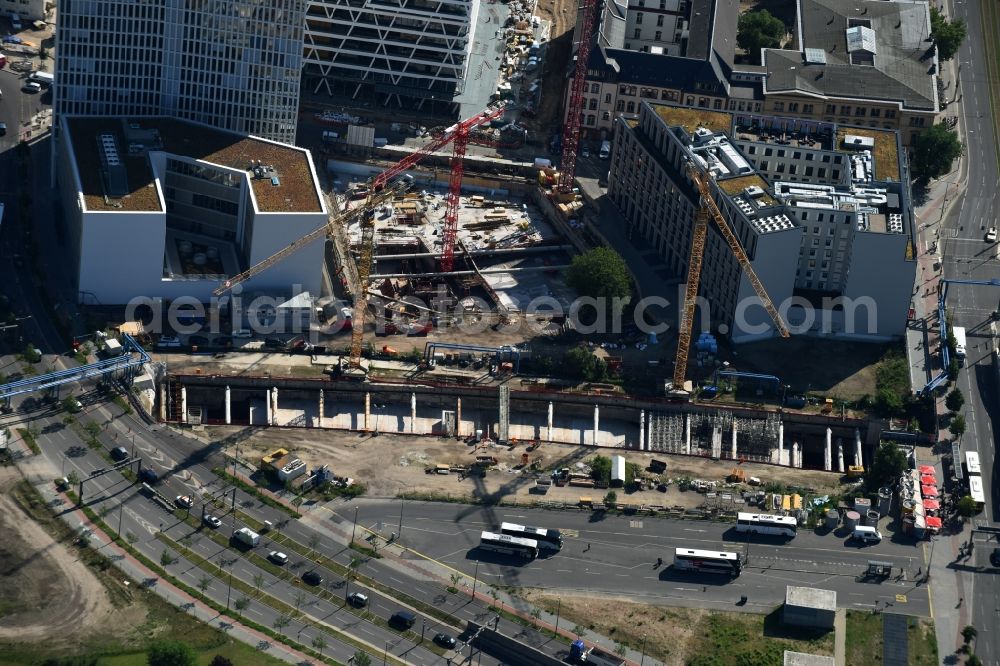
(526, 0, 574, 132)
(215, 428, 843, 503)
(0, 468, 143, 649)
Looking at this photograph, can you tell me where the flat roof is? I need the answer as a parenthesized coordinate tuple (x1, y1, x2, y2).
(785, 585, 837, 611)
(834, 126, 899, 181)
(652, 105, 731, 135)
(717, 174, 776, 205)
(65, 116, 322, 214)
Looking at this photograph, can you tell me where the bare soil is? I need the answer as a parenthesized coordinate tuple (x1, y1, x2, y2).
(0, 468, 144, 649)
(526, 0, 574, 132)
(213, 428, 843, 504)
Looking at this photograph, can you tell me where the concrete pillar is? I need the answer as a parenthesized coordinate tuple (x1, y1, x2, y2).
(159, 382, 167, 422)
(731, 421, 738, 460)
(410, 392, 417, 433)
(593, 404, 600, 446)
(837, 438, 845, 473)
(792, 441, 800, 468)
(224, 386, 231, 425)
(854, 428, 863, 468)
(317, 390, 325, 428)
(270, 387, 279, 426)
(547, 401, 554, 441)
(180, 386, 188, 424)
(364, 392, 371, 431)
(824, 427, 832, 471)
(264, 389, 272, 426)
(684, 414, 691, 455)
(778, 423, 785, 466)
(456, 398, 463, 437)
(639, 410, 645, 451)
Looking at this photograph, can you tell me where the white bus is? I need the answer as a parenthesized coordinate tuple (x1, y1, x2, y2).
(953, 326, 967, 361)
(479, 531, 538, 559)
(735, 512, 797, 538)
(965, 451, 982, 476)
(673, 548, 742, 576)
(968, 475, 986, 509)
(500, 522, 563, 551)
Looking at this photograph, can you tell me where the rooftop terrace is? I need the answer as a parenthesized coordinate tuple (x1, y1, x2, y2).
(66, 117, 323, 214)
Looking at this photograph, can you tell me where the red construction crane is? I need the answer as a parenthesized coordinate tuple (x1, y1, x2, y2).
(557, 0, 598, 194)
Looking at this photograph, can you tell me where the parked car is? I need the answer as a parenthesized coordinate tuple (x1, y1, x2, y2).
(0, 122, 7, 136)
(232, 329, 253, 338)
(263, 338, 285, 350)
(202, 514, 222, 528)
(110, 446, 130, 462)
(268, 551, 289, 565)
(302, 570, 324, 586)
(987, 227, 998, 243)
(347, 592, 369, 607)
(433, 633, 457, 649)
(991, 548, 1000, 567)
(22, 81, 41, 93)
(175, 495, 193, 509)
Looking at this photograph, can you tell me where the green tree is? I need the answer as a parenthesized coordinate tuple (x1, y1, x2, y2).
(945, 388, 965, 413)
(874, 352, 910, 416)
(253, 573, 265, 596)
(233, 596, 250, 617)
(957, 495, 980, 517)
(566, 247, 631, 302)
(737, 10, 785, 61)
(564, 347, 607, 382)
(208, 657, 234, 666)
(311, 635, 328, 657)
(912, 122, 963, 180)
(950, 414, 967, 438)
(590, 455, 612, 485)
(273, 615, 291, 635)
(147, 638, 196, 666)
(160, 549, 176, 566)
(968, 655, 983, 666)
(963, 625, 978, 643)
(351, 652, 372, 666)
(930, 6, 967, 61)
(868, 441, 907, 489)
(196, 576, 212, 593)
(615, 642, 628, 657)
(604, 490, 618, 506)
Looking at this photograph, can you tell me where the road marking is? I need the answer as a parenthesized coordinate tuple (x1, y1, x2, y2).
(896, 594, 908, 603)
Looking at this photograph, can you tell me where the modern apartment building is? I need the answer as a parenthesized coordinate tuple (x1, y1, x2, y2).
(1, 0, 44, 21)
(57, 116, 327, 305)
(607, 102, 916, 342)
(302, 0, 478, 116)
(572, 0, 938, 144)
(54, 0, 306, 144)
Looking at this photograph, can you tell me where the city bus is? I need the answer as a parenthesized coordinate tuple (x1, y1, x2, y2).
(964, 451, 982, 477)
(734, 512, 797, 538)
(673, 548, 743, 576)
(479, 531, 538, 559)
(968, 475, 986, 509)
(500, 522, 563, 551)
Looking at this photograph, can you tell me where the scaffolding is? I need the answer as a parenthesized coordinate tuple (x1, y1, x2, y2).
(646, 409, 781, 460)
(498, 383, 510, 444)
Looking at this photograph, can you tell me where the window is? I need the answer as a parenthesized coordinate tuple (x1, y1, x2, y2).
(855, 107, 866, 116)
(825, 104, 836, 114)
(870, 108, 880, 117)
(840, 105, 851, 115)
(586, 114, 596, 126)
(626, 101, 636, 113)
(636, 12, 643, 24)
(590, 83, 600, 93)
(773, 102, 785, 112)
(788, 102, 799, 113)
(603, 111, 611, 120)
(803, 103, 814, 114)
(616, 100, 625, 111)
(884, 109, 897, 119)
(655, 30, 662, 40)
(657, 15, 664, 26)
(661, 90, 677, 101)
(805, 166, 814, 176)
(605, 93, 611, 103)
(909, 117, 926, 127)
(588, 98, 598, 110)
(634, 29, 641, 38)
(713, 99, 722, 109)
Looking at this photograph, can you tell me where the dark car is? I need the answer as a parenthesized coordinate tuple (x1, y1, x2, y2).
(991, 548, 1000, 567)
(389, 610, 416, 630)
(110, 446, 130, 461)
(347, 592, 369, 608)
(0, 122, 6, 136)
(433, 633, 456, 649)
(138, 468, 157, 484)
(263, 338, 285, 350)
(302, 570, 323, 586)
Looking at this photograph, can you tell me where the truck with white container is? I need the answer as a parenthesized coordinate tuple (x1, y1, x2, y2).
(570, 640, 625, 666)
(952, 326, 967, 361)
(233, 527, 260, 548)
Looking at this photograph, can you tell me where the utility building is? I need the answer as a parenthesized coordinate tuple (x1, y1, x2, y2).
(783, 586, 836, 630)
(57, 116, 327, 305)
(608, 102, 916, 341)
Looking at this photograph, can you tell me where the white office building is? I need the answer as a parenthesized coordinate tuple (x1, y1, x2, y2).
(303, 0, 478, 115)
(54, 0, 305, 144)
(57, 116, 328, 305)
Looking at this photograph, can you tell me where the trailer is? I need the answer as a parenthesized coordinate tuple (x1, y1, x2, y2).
(611, 455, 625, 487)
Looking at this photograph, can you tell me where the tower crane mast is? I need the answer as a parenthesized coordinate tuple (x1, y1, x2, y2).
(557, 0, 598, 194)
(672, 164, 790, 391)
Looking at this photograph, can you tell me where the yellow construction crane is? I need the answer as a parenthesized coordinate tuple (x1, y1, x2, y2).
(672, 163, 790, 392)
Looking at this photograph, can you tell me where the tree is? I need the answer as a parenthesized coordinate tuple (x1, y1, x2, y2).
(615, 642, 628, 657)
(564, 347, 607, 382)
(253, 573, 265, 596)
(945, 388, 965, 413)
(197, 576, 212, 593)
(957, 495, 980, 517)
(273, 615, 291, 635)
(930, 6, 967, 61)
(604, 490, 618, 506)
(950, 414, 967, 438)
(293, 590, 308, 613)
(308, 532, 322, 560)
(351, 652, 372, 666)
(968, 655, 983, 666)
(449, 572, 463, 593)
(590, 455, 612, 485)
(209, 657, 234, 666)
(147, 639, 196, 666)
(233, 596, 250, 617)
(874, 353, 910, 416)
(962, 625, 978, 643)
(566, 247, 631, 302)
(160, 549, 176, 566)
(912, 122, 963, 180)
(311, 635, 328, 657)
(868, 441, 907, 489)
(737, 10, 785, 61)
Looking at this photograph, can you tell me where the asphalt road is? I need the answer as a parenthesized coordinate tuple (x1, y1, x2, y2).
(942, 0, 1000, 661)
(351, 499, 930, 617)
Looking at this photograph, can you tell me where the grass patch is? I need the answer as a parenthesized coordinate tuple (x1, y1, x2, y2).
(685, 609, 834, 666)
(834, 126, 900, 181)
(845, 610, 882, 665)
(907, 616, 938, 666)
(212, 468, 300, 517)
(16, 427, 40, 455)
(113, 395, 134, 415)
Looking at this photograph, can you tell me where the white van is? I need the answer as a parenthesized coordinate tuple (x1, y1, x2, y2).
(952, 326, 967, 361)
(29, 71, 54, 86)
(852, 526, 882, 544)
(599, 140, 611, 159)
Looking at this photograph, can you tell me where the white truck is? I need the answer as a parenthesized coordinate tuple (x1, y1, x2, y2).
(233, 527, 260, 548)
(953, 326, 967, 361)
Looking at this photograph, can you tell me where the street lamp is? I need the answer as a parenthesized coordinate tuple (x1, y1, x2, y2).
(640, 634, 647, 666)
